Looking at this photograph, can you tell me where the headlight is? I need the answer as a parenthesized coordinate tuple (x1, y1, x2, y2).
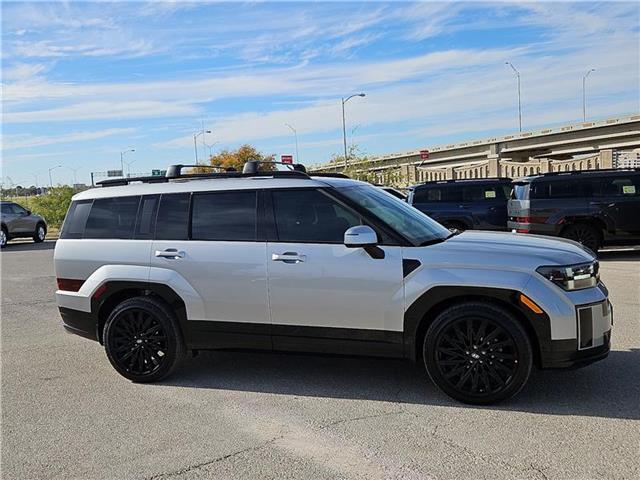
(536, 261, 599, 291)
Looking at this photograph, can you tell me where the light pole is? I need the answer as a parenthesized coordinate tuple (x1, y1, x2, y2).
(65, 166, 81, 188)
(285, 123, 300, 162)
(124, 159, 137, 178)
(342, 93, 366, 168)
(505, 62, 522, 132)
(193, 130, 211, 163)
(48, 165, 62, 189)
(120, 149, 135, 176)
(582, 69, 595, 121)
(204, 141, 219, 159)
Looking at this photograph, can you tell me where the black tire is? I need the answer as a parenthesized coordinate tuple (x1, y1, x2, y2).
(103, 296, 185, 383)
(560, 223, 601, 253)
(0, 226, 7, 248)
(33, 223, 46, 243)
(423, 302, 533, 405)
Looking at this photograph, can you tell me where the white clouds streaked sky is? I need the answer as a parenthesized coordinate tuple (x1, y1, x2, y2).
(1, 1, 639, 186)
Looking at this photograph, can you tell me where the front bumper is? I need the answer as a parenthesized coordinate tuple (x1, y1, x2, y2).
(541, 331, 611, 369)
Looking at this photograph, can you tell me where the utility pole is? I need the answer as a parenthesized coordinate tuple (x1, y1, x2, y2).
(193, 129, 211, 163)
(120, 149, 135, 176)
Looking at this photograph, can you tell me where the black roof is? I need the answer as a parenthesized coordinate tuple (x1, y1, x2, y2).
(517, 168, 640, 183)
(410, 177, 512, 189)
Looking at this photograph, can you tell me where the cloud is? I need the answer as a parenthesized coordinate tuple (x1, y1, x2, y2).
(3, 128, 137, 150)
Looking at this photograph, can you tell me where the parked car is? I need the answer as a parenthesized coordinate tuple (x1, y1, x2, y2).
(375, 185, 407, 201)
(0, 201, 47, 248)
(54, 162, 611, 405)
(407, 178, 513, 231)
(508, 169, 640, 253)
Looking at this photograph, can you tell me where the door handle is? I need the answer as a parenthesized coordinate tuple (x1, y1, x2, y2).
(155, 248, 185, 259)
(272, 252, 306, 264)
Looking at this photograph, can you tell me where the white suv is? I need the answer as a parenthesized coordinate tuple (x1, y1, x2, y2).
(54, 162, 612, 404)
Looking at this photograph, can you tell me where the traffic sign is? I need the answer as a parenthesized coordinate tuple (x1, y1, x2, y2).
(420, 150, 430, 160)
(107, 170, 123, 177)
(281, 155, 293, 164)
(152, 169, 167, 176)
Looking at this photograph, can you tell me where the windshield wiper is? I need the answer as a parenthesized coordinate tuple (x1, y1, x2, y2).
(418, 230, 460, 247)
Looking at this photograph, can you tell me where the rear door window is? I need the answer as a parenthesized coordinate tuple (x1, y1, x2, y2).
(531, 180, 590, 199)
(84, 196, 141, 239)
(598, 176, 638, 197)
(60, 200, 93, 239)
(155, 193, 190, 240)
(191, 191, 257, 241)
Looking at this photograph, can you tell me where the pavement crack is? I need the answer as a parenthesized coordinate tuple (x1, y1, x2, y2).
(146, 435, 285, 479)
(317, 409, 406, 431)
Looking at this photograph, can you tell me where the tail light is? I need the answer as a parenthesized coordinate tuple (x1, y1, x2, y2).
(56, 278, 85, 292)
(515, 216, 547, 224)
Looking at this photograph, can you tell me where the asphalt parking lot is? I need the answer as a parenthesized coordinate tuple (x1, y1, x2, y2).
(1, 240, 639, 480)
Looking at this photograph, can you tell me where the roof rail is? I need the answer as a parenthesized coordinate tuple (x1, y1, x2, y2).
(97, 160, 313, 187)
(242, 160, 307, 174)
(165, 164, 237, 178)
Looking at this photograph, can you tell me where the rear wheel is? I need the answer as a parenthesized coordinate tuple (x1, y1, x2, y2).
(103, 296, 185, 382)
(33, 223, 46, 243)
(560, 223, 601, 253)
(423, 302, 533, 404)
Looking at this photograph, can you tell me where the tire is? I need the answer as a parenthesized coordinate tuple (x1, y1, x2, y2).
(33, 223, 46, 243)
(560, 223, 601, 253)
(103, 296, 185, 383)
(0, 226, 7, 248)
(423, 302, 533, 405)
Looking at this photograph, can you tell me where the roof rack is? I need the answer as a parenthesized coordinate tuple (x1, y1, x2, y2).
(96, 160, 347, 187)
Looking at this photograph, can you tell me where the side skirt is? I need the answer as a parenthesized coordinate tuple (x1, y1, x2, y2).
(185, 321, 405, 358)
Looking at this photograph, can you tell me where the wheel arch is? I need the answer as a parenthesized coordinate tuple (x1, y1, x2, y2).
(93, 281, 188, 345)
(403, 286, 547, 367)
(560, 216, 607, 236)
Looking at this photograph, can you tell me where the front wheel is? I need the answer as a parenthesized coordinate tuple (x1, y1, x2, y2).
(103, 296, 185, 382)
(0, 226, 7, 248)
(423, 302, 533, 405)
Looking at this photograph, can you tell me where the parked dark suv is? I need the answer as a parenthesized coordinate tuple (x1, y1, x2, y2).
(508, 169, 640, 252)
(408, 178, 513, 231)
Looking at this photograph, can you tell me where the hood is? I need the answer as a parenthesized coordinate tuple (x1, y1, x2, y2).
(421, 230, 595, 271)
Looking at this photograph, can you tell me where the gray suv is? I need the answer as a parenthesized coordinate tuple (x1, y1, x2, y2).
(1, 201, 47, 248)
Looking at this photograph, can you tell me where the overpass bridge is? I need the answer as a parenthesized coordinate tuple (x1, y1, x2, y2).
(310, 114, 640, 186)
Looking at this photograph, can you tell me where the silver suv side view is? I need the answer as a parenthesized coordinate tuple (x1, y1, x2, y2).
(53, 162, 612, 404)
(1, 201, 47, 248)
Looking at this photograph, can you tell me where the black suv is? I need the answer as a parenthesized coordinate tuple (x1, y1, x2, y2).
(508, 169, 640, 252)
(407, 178, 513, 231)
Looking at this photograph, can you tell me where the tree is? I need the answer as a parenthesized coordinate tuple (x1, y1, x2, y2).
(329, 144, 376, 183)
(199, 144, 276, 172)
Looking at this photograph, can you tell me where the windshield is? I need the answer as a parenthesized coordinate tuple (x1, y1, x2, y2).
(339, 185, 451, 246)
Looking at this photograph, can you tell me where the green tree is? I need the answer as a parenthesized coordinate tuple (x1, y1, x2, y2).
(330, 144, 376, 183)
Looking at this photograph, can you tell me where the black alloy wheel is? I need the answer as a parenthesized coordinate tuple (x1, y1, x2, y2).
(424, 302, 532, 404)
(561, 223, 600, 253)
(104, 296, 184, 382)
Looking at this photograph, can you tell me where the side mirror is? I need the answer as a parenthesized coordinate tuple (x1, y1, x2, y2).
(25, 210, 31, 216)
(344, 225, 385, 259)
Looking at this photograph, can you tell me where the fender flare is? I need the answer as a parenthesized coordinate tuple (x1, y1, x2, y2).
(402, 285, 550, 364)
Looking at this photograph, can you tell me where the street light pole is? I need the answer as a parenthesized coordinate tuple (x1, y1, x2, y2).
(341, 93, 366, 168)
(48, 165, 62, 189)
(193, 130, 211, 163)
(120, 149, 135, 176)
(506, 62, 522, 132)
(124, 159, 136, 178)
(285, 123, 300, 162)
(583, 69, 595, 121)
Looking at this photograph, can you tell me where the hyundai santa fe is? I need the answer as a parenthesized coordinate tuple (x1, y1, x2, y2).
(54, 162, 612, 404)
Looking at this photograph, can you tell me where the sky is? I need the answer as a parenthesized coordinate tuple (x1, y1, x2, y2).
(1, 0, 639, 187)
